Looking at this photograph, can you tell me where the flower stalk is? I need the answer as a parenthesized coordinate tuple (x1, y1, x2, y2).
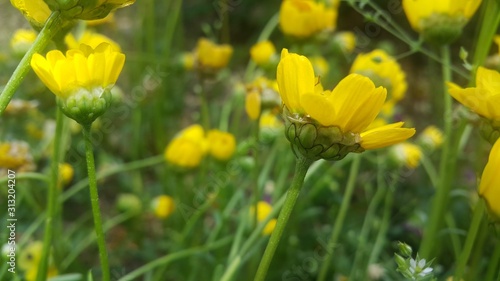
(0, 11, 62, 114)
(254, 156, 313, 281)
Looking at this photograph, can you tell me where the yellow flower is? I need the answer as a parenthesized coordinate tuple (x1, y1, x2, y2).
(418, 125, 444, 150)
(65, 30, 121, 51)
(278, 49, 415, 160)
(10, 29, 37, 55)
(448, 67, 500, 120)
(479, 139, 500, 218)
(390, 142, 422, 169)
(260, 111, 283, 129)
(402, 0, 482, 44)
(310, 56, 329, 77)
(181, 52, 195, 71)
(0, 141, 35, 173)
(10, 0, 51, 27)
(59, 162, 74, 187)
(246, 90, 261, 120)
(207, 130, 236, 161)
(196, 38, 233, 70)
(279, 0, 338, 38)
(151, 195, 175, 219)
(31, 43, 125, 124)
(165, 125, 208, 168)
(350, 49, 407, 109)
(250, 40, 276, 66)
(333, 31, 357, 53)
(250, 201, 277, 235)
(19, 241, 58, 281)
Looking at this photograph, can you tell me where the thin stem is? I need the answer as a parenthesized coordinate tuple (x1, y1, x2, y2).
(454, 200, 485, 280)
(419, 45, 453, 259)
(317, 154, 361, 281)
(254, 156, 313, 281)
(0, 12, 62, 114)
(253, 118, 261, 227)
(82, 125, 110, 281)
(36, 108, 64, 281)
(485, 238, 500, 281)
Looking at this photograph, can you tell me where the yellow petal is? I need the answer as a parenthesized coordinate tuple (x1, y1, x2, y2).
(300, 91, 336, 126)
(277, 48, 315, 113)
(245, 91, 261, 120)
(31, 54, 60, 95)
(479, 138, 500, 217)
(448, 82, 493, 119)
(360, 122, 416, 150)
(476, 66, 500, 95)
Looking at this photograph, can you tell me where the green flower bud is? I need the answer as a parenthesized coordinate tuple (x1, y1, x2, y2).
(58, 88, 112, 126)
(44, 0, 135, 20)
(116, 193, 142, 215)
(480, 117, 500, 145)
(420, 14, 467, 45)
(283, 108, 364, 161)
(397, 241, 413, 258)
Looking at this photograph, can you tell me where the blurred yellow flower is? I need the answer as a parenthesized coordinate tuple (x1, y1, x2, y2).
(279, 0, 338, 38)
(310, 56, 329, 77)
(250, 201, 277, 235)
(278, 49, 415, 157)
(10, 29, 37, 55)
(246, 90, 261, 120)
(165, 124, 208, 168)
(207, 130, 236, 161)
(260, 111, 282, 129)
(351, 49, 407, 112)
(250, 40, 276, 66)
(151, 195, 175, 219)
(31, 43, 125, 124)
(333, 31, 356, 53)
(402, 0, 482, 44)
(390, 142, 422, 169)
(181, 52, 195, 71)
(418, 125, 444, 150)
(0, 141, 35, 173)
(59, 162, 74, 187)
(448, 67, 500, 120)
(65, 30, 121, 51)
(479, 139, 500, 218)
(10, 0, 51, 27)
(19, 241, 58, 281)
(196, 38, 233, 70)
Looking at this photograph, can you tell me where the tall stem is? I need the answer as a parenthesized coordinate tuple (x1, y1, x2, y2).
(82, 125, 110, 281)
(36, 108, 64, 281)
(419, 45, 453, 258)
(317, 154, 361, 281)
(253, 156, 313, 281)
(0, 12, 62, 114)
(453, 200, 485, 281)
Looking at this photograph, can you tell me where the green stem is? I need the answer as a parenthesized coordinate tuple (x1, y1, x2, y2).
(36, 108, 64, 281)
(82, 125, 110, 281)
(453, 200, 485, 281)
(485, 239, 500, 281)
(472, 0, 500, 76)
(419, 45, 453, 259)
(317, 154, 361, 281)
(253, 118, 261, 227)
(0, 172, 49, 184)
(199, 82, 211, 130)
(253, 156, 313, 281)
(0, 12, 62, 114)
(118, 236, 233, 281)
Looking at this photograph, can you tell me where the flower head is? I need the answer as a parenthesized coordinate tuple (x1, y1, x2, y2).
(250, 201, 277, 235)
(207, 130, 236, 161)
(479, 139, 500, 218)
(418, 125, 444, 150)
(279, 0, 338, 38)
(31, 43, 125, 125)
(245, 77, 281, 121)
(250, 40, 276, 66)
(350, 49, 407, 113)
(390, 142, 423, 169)
(10, 0, 51, 27)
(277, 49, 415, 160)
(0, 141, 35, 174)
(333, 31, 357, 54)
(59, 162, 74, 187)
(195, 38, 233, 71)
(448, 67, 500, 143)
(65, 30, 121, 51)
(10, 29, 37, 56)
(19, 241, 58, 281)
(165, 125, 208, 168)
(151, 195, 175, 219)
(402, 0, 482, 44)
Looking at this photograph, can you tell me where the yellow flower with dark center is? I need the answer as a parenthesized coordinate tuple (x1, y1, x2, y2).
(10, 29, 37, 55)
(278, 49, 415, 160)
(65, 30, 121, 51)
(31, 43, 125, 125)
(151, 195, 175, 219)
(448, 67, 500, 143)
(250, 40, 276, 66)
(196, 38, 233, 70)
(390, 142, 422, 169)
(250, 201, 277, 235)
(402, 0, 482, 44)
(479, 139, 500, 218)
(351, 49, 407, 114)
(279, 0, 338, 38)
(207, 130, 236, 161)
(10, 0, 51, 27)
(19, 241, 58, 281)
(165, 124, 208, 168)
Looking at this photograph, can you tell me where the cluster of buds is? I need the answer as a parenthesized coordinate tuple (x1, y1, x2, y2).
(394, 242, 436, 281)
